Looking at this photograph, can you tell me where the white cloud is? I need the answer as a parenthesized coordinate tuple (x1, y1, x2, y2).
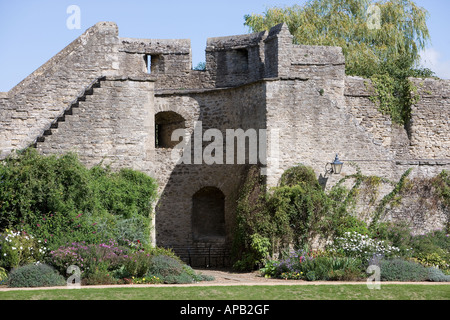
(420, 47, 450, 79)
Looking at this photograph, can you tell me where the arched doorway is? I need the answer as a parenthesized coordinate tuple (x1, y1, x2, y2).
(192, 187, 225, 241)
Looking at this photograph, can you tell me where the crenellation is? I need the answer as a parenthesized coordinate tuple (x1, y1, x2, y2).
(0, 22, 449, 266)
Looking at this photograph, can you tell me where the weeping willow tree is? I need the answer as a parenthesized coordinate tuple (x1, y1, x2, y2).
(244, 0, 435, 125)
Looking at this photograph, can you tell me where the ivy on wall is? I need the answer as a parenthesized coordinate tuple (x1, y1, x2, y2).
(232, 164, 448, 271)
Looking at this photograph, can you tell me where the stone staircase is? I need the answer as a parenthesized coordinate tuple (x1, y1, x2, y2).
(33, 76, 106, 148)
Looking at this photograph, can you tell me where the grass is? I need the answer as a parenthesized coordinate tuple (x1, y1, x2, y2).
(0, 284, 449, 300)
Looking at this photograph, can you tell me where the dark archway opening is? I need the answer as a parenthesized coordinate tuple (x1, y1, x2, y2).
(192, 187, 226, 241)
(155, 111, 185, 148)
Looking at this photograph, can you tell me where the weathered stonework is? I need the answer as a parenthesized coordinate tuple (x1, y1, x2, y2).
(1, 22, 449, 266)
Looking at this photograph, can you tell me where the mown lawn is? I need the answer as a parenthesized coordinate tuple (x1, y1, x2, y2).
(0, 284, 448, 300)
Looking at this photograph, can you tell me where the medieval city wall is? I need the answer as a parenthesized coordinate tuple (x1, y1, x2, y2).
(0, 22, 449, 260)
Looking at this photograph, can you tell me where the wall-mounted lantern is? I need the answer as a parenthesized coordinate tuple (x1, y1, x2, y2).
(325, 154, 344, 175)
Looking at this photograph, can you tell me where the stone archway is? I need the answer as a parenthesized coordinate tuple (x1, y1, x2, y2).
(192, 186, 226, 241)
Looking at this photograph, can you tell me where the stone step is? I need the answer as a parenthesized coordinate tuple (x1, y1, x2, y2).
(33, 78, 106, 146)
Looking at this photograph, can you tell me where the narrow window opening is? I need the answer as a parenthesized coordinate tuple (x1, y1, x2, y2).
(155, 111, 185, 149)
(146, 55, 152, 74)
(145, 54, 162, 74)
(234, 49, 249, 73)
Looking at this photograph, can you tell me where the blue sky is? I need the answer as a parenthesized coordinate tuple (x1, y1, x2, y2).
(0, 0, 449, 92)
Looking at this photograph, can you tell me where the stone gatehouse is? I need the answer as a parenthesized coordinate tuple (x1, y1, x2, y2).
(0, 22, 449, 266)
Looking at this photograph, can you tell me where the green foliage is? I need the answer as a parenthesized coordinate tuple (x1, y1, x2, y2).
(123, 250, 154, 278)
(47, 240, 210, 285)
(427, 268, 450, 282)
(0, 149, 158, 250)
(409, 230, 450, 271)
(329, 231, 401, 262)
(334, 215, 370, 237)
(234, 163, 448, 278)
(245, 0, 431, 78)
(370, 221, 413, 257)
(244, 0, 435, 125)
(415, 252, 448, 271)
(278, 165, 321, 189)
(232, 166, 273, 270)
(84, 263, 119, 286)
(261, 250, 364, 281)
(0, 229, 47, 271)
(379, 258, 429, 282)
(193, 62, 206, 71)
(370, 168, 413, 228)
(270, 165, 331, 249)
(267, 180, 330, 249)
(0, 267, 7, 284)
(432, 170, 450, 230)
(232, 165, 334, 270)
(7, 263, 66, 288)
(145, 255, 207, 284)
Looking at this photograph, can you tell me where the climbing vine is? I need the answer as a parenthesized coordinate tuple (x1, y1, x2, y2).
(232, 163, 447, 271)
(369, 168, 413, 228)
(367, 75, 420, 126)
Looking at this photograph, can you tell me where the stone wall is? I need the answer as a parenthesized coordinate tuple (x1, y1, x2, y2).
(152, 82, 267, 266)
(0, 22, 121, 158)
(0, 22, 449, 264)
(409, 78, 450, 159)
(36, 77, 155, 173)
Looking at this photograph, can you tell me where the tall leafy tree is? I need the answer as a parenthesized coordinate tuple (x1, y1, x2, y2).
(244, 0, 435, 124)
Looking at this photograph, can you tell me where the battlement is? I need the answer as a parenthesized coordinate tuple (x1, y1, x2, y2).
(116, 23, 346, 89)
(0, 22, 449, 251)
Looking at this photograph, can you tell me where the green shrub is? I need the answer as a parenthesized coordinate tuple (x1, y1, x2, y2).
(48, 240, 128, 279)
(329, 231, 401, 262)
(83, 263, 118, 286)
(415, 252, 449, 271)
(261, 250, 364, 281)
(380, 258, 428, 282)
(268, 181, 331, 249)
(0, 229, 47, 271)
(0, 149, 158, 250)
(123, 250, 153, 278)
(147, 255, 184, 278)
(370, 222, 414, 257)
(279, 165, 321, 189)
(7, 263, 66, 288)
(333, 214, 370, 238)
(305, 271, 316, 282)
(410, 230, 450, 258)
(427, 268, 450, 282)
(145, 255, 209, 284)
(0, 267, 7, 285)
